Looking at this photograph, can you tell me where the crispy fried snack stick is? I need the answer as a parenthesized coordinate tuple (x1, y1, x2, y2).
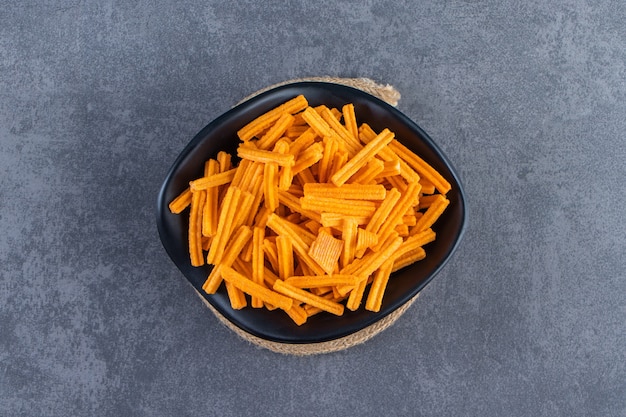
(188, 190, 206, 266)
(237, 95, 308, 141)
(303, 183, 387, 200)
(273, 280, 344, 316)
(330, 128, 394, 186)
(222, 266, 293, 311)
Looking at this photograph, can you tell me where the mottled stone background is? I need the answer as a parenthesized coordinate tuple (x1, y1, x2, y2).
(1, 1, 625, 416)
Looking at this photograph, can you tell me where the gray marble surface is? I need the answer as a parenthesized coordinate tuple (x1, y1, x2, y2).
(1, 1, 625, 416)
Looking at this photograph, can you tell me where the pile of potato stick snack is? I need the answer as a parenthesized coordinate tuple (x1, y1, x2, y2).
(169, 95, 451, 325)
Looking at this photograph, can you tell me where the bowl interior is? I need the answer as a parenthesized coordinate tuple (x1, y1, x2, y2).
(156, 82, 467, 343)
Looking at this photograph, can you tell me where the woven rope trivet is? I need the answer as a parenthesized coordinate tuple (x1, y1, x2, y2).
(195, 77, 417, 355)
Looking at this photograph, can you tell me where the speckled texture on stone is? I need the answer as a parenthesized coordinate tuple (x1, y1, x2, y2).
(1, 1, 625, 416)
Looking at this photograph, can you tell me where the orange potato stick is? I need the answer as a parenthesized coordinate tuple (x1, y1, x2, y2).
(238, 161, 263, 193)
(390, 139, 451, 194)
(403, 214, 417, 226)
(395, 224, 409, 236)
(398, 228, 436, 256)
(365, 258, 394, 312)
(264, 302, 279, 311)
(203, 159, 213, 176)
(231, 190, 255, 234)
(217, 151, 232, 172)
(338, 237, 398, 299)
(372, 183, 420, 251)
(311, 286, 333, 296)
(231, 258, 254, 283)
(291, 142, 324, 175)
(202, 159, 220, 237)
(188, 190, 206, 266)
(277, 189, 322, 223)
(284, 303, 308, 326)
(237, 95, 308, 141)
(329, 150, 349, 177)
(222, 266, 293, 311)
(189, 168, 237, 191)
(317, 136, 339, 183)
(359, 130, 418, 187)
(273, 280, 344, 316)
(201, 235, 212, 251)
(303, 183, 387, 200)
(262, 237, 280, 273)
(245, 174, 265, 226)
(295, 168, 318, 188)
(253, 205, 271, 228)
(320, 107, 362, 156)
(225, 281, 248, 310)
(307, 230, 344, 275)
(202, 225, 253, 293)
(341, 217, 359, 268)
(263, 266, 279, 288)
(222, 225, 254, 266)
(273, 140, 294, 190)
(351, 235, 403, 278)
(330, 128, 395, 186)
(365, 187, 402, 235)
(412, 194, 450, 234)
(418, 194, 441, 210)
(419, 177, 436, 195)
(276, 235, 295, 280)
(263, 162, 279, 212)
(315, 105, 341, 120)
(237, 146, 295, 167)
(359, 125, 421, 184)
(332, 285, 343, 299)
(398, 160, 421, 184)
(284, 274, 361, 288)
(169, 188, 192, 214)
(240, 235, 254, 262)
(301, 106, 335, 139)
(346, 277, 368, 311)
(285, 125, 309, 138)
(251, 227, 265, 308)
(359, 129, 416, 186)
(341, 103, 359, 141)
(256, 113, 295, 150)
(300, 196, 377, 217)
(392, 247, 426, 272)
(207, 186, 240, 265)
(266, 214, 326, 276)
(374, 159, 402, 179)
(304, 292, 347, 317)
(320, 213, 369, 229)
(304, 304, 323, 317)
(230, 159, 251, 189)
(389, 176, 410, 193)
(288, 129, 318, 156)
(291, 111, 307, 126)
(358, 122, 377, 142)
(347, 158, 385, 185)
(284, 220, 316, 247)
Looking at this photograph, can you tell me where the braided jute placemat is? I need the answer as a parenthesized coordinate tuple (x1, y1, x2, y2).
(193, 77, 418, 355)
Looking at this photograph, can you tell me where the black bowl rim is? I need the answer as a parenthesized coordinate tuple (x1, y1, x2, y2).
(156, 81, 468, 343)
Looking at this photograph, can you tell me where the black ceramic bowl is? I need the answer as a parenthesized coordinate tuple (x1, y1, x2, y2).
(157, 82, 467, 343)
